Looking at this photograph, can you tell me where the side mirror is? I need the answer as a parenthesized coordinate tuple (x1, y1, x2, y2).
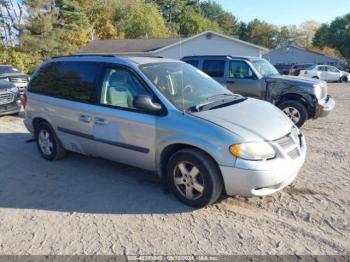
(133, 95, 162, 113)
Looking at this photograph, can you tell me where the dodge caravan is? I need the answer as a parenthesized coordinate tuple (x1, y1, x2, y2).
(24, 55, 307, 207)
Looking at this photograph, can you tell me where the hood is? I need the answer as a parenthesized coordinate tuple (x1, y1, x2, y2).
(0, 73, 28, 78)
(193, 98, 293, 141)
(266, 74, 323, 87)
(0, 80, 16, 90)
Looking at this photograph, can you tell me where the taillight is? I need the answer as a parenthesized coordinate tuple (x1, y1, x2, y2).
(21, 94, 27, 109)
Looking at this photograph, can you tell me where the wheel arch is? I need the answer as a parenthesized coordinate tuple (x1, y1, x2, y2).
(277, 92, 316, 118)
(32, 117, 54, 137)
(158, 143, 222, 180)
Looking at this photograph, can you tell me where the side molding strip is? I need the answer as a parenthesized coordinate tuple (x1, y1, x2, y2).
(57, 127, 150, 154)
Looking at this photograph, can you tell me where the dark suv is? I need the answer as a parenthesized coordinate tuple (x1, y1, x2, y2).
(0, 80, 21, 116)
(289, 64, 314, 76)
(182, 56, 335, 127)
(0, 65, 30, 94)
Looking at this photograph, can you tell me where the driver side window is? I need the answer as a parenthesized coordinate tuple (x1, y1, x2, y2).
(100, 68, 149, 109)
(229, 61, 254, 79)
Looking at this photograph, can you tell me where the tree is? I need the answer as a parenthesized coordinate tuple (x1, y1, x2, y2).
(147, 0, 199, 23)
(117, 0, 169, 38)
(313, 14, 350, 64)
(240, 19, 278, 49)
(0, 0, 26, 46)
(179, 11, 208, 37)
(299, 20, 321, 47)
(200, 0, 238, 36)
(313, 24, 330, 48)
(80, 0, 123, 40)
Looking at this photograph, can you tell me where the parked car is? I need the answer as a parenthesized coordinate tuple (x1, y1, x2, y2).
(288, 64, 314, 76)
(24, 55, 306, 207)
(182, 56, 335, 128)
(300, 65, 350, 82)
(0, 65, 30, 94)
(0, 80, 22, 116)
(274, 64, 292, 75)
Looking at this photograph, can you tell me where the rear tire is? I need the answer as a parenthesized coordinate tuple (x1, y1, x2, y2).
(36, 122, 67, 161)
(312, 76, 319, 79)
(167, 148, 223, 208)
(278, 100, 308, 128)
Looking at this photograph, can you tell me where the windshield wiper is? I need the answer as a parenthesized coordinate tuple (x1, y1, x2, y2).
(192, 95, 246, 112)
(206, 93, 234, 101)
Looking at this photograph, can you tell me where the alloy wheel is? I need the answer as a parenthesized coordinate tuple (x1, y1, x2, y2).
(173, 161, 205, 200)
(38, 129, 54, 156)
(283, 107, 301, 124)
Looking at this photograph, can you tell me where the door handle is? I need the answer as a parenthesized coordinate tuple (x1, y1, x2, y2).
(226, 80, 235, 84)
(79, 114, 91, 123)
(94, 118, 108, 126)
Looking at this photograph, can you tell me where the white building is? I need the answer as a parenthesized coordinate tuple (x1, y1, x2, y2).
(77, 31, 269, 59)
(264, 45, 344, 67)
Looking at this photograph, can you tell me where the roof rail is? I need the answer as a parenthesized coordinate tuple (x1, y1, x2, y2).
(53, 53, 163, 59)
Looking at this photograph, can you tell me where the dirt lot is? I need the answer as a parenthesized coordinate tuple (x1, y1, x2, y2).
(0, 83, 349, 255)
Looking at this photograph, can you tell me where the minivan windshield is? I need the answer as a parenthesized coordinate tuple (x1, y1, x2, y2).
(139, 62, 241, 111)
(251, 59, 280, 77)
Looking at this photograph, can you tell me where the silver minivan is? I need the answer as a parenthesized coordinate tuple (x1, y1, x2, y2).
(24, 55, 307, 207)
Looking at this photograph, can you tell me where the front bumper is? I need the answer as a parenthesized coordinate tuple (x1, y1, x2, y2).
(315, 95, 335, 118)
(0, 100, 21, 116)
(220, 133, 306, 197)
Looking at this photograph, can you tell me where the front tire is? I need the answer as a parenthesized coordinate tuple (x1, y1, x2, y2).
(279, 100, 308, 128)
(340, 76, 348, 82)
(36, 122, 67, 161)
(167, 148, 223, 208)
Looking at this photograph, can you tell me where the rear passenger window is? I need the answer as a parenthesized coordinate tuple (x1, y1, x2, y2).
(29, 62, 99, 103)
(185, 60, 199, 68)
(203, 60, 225, 77)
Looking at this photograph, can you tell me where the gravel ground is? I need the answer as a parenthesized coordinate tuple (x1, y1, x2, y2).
(0, 83, 349, 255)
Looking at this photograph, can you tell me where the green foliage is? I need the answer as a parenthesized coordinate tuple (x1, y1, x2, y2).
(0, 44, 40, 73)
(200, 1, 238, 36)
(179, 11, 208, 37)
(238, 19, 278, 49)
(313, 14, 350, 63)
(1, 0, 347, 73)
(117, 0, 169, 38)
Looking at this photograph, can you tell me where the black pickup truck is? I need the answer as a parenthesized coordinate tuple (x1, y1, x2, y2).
(182, 56, 335, 127)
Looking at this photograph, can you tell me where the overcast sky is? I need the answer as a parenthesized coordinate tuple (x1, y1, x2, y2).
(214, 0, 349, 26)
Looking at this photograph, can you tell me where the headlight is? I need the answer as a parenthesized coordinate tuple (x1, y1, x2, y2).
(230, 142, 275, 161)
(314, 84, 322, 99)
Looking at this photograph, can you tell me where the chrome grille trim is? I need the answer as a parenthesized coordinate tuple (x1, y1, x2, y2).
(9, 77, 28, 83)
(0, 92, 15, 105)
(288, 147, 300, 159)
(275, 135, 294, 150)
(274, 130, 302, 159)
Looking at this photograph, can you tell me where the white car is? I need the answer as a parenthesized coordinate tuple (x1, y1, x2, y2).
(300, 65, 349, 82)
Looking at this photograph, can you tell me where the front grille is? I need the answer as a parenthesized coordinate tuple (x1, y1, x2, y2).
(274, 130, 302, 159)
(275, 135, 294, 150)
(0, 92, 15, 105)
(288, 147, 301, 159)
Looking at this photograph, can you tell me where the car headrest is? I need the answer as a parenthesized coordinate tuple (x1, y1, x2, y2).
(109, 71, 129, 87)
